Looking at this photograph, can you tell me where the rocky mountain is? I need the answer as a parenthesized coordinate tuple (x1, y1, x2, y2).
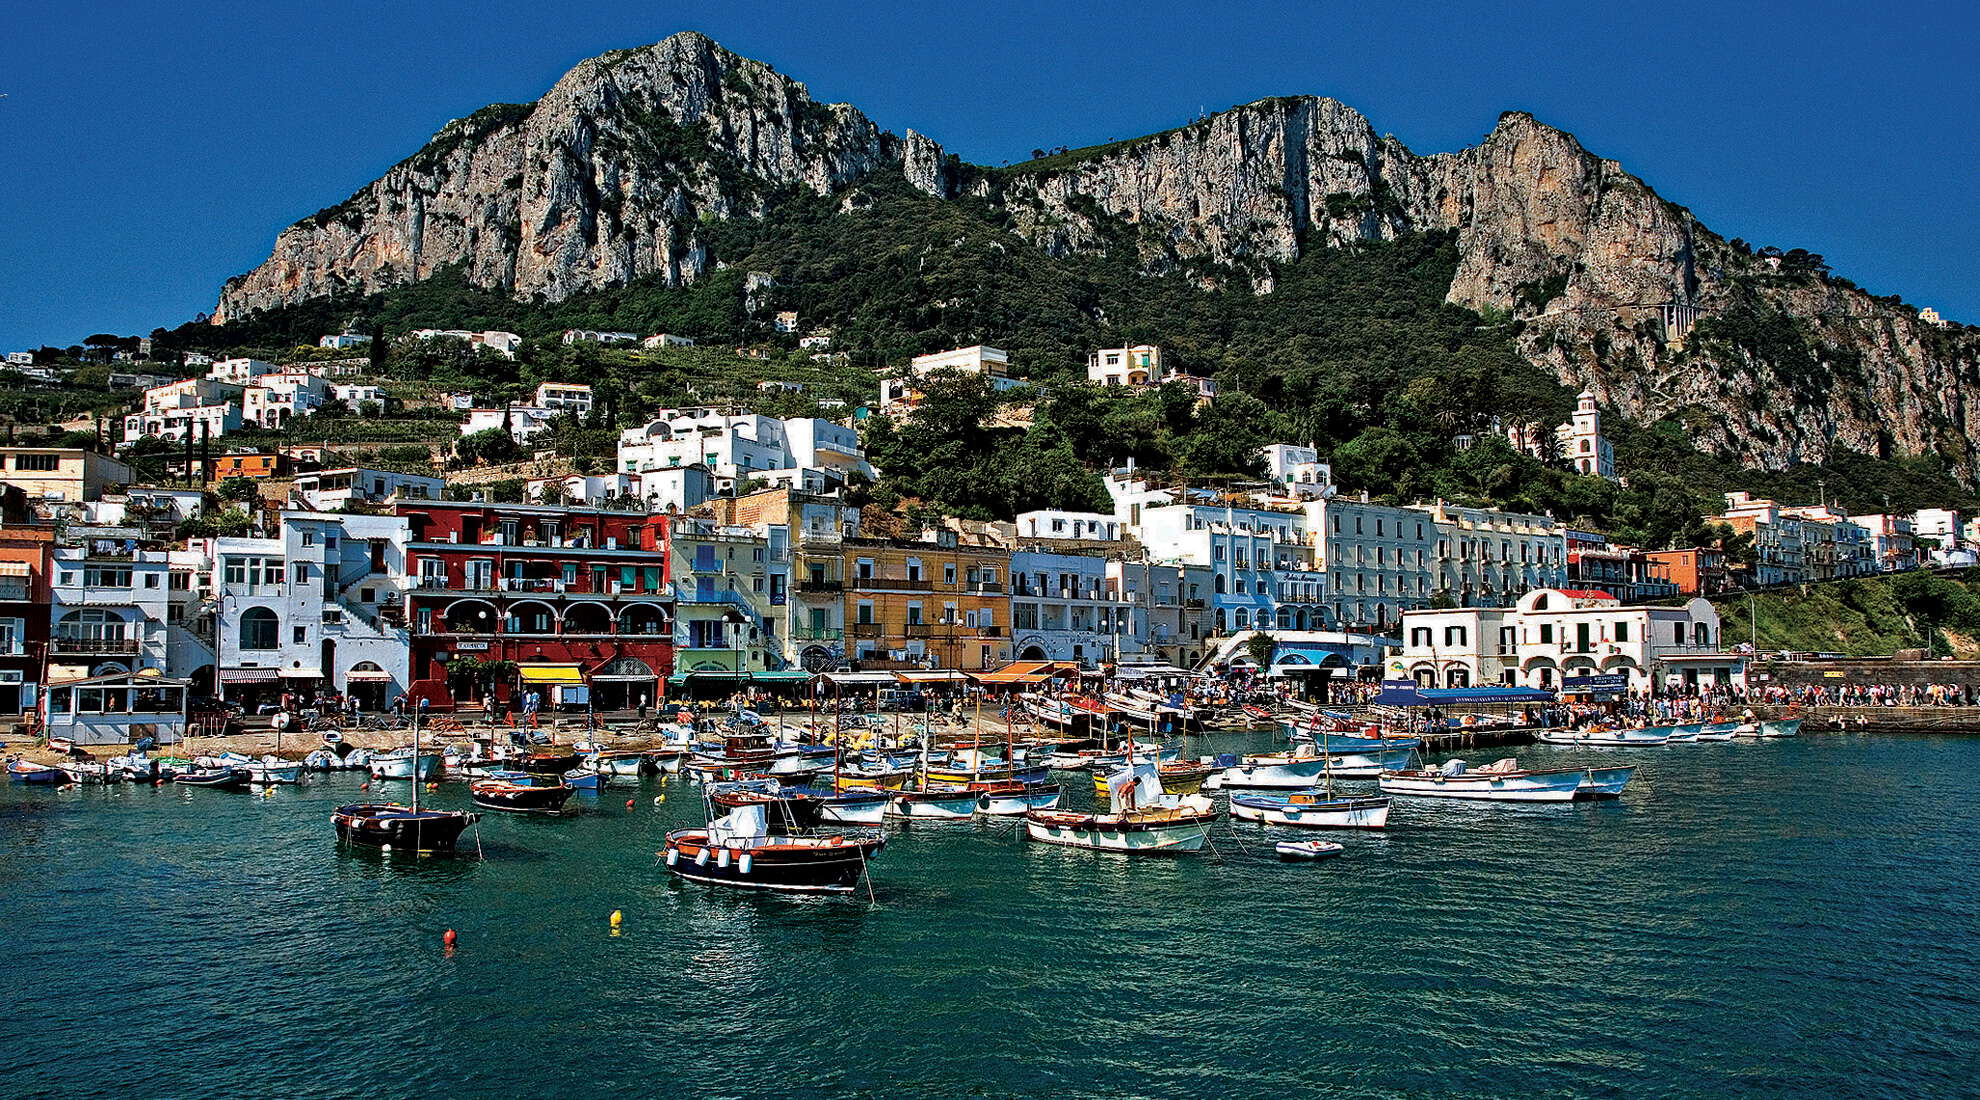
(216, 31, 1980, 476)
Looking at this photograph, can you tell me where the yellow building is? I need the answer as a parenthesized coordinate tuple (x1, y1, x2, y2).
(0, 447, 135, 503)
(842, 532, 1010, 671)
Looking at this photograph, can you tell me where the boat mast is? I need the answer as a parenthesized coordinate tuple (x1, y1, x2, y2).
(411, 700, 421, 813)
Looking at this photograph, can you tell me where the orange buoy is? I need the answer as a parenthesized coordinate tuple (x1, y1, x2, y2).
(443, 928, 458, 948)
(626, 798, 635, 809)
(360, 782, 370, 791)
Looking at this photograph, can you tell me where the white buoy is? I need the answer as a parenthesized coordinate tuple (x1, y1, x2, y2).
(665, 848, 678, 866)
(380, 844, 393, 853)
(716, 848, 731, 869)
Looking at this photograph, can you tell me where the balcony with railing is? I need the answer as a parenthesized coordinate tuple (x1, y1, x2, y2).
(849, 574, 934, 592)
(412, 575, 671, 599)
(848, 622, 884, 639)
(792, 625, 844, 641)
(52, 634, 140, 655)
(796, 578, 844, 593)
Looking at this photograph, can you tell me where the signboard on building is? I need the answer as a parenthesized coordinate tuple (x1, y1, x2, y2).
(1562, 674, 1628, 696)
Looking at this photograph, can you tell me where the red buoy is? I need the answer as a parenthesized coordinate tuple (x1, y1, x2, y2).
(443, 928, 458, 948)
(626, 799, 635, 809)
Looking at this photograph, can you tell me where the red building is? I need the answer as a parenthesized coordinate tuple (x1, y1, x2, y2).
(0, 492, 55, 720)
(397, 501, 674, 711)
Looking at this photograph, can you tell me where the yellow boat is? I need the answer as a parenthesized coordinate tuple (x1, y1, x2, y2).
(832, 768, 910, 792)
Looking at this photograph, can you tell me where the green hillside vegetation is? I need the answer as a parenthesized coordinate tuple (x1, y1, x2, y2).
(1714, 569, 1980, 657)
(111, 173, 1973, 538)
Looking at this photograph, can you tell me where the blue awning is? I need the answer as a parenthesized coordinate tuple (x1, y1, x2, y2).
(1374, 682, 1555, 706)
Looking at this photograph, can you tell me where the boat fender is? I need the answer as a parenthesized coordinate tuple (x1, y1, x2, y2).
(665, 847, 679, 867)
(737, 853, 752, 875)
(716, 848, 732, 869)
(694, 848, 709, 867)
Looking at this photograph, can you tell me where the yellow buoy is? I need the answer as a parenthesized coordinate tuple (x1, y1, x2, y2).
(609, 909, 623, 929)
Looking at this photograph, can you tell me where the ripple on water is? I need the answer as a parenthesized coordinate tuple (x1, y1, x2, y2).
(2, 735, 1979, 1098)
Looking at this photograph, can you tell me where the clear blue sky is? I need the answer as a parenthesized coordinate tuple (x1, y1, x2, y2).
(2, 0, 1973, 350)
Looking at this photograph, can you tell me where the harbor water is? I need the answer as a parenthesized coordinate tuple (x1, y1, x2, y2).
(2, 731, 1976, 1098)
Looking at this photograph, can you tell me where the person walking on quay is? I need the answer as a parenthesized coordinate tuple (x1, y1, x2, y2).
(416, 695, 430, 729)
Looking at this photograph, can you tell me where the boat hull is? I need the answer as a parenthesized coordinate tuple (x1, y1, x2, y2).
(1258, 796, 1391, 829)
(1573, 766, 1636, 800)
(470, 782, 576, 814)
(885, 791, 979, 820)
(1536, 731, 1671, 747)
(975, 785, 1063, 816)
(1760, 719, 1803, 738)
(1205, 757, 1331, 790)
(244, 762, 305, 784)
(368, 753, 443, 781)
(331, 803, 479, 852)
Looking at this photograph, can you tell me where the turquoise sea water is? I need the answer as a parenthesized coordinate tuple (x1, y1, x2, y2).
(2, 732, 1976, 1099)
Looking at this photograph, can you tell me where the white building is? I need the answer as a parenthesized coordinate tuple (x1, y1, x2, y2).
(882, 345, 1025, 411)
(291, 467, 442, 511)
(773, 311, 800, 334)
(121, 377, 246, 446)
(642, 333, 695, 348)
(330, 383, 385, 411)
(461, 406, 559, 444)
(410, 329, 523, 358)
(49, 541, 213, 685)
(319, 332, 371, 350)
(1009, 550, 1137, 668)
(1086, 345, 1163, 386)
(207, 358, 280, 385)
(1015, 510, 1123, 542)
(1391, 588, 1740, 693)
(525, 467, 715, 513)
(561, 329, 638, 346)
(533, 382, 594, 417)
(1417, 501, 1568, 608)
(1302, 496, 1436, 630)
(617, 409, 873, 489)
(5, 352, 35, 366)
(211, 512, 413, 709)
(1509, 390, 1616, 480)
(240, 371, 328, 429)
(1260, 444, 1335, 500)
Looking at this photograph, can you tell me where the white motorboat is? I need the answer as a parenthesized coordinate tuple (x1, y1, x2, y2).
(1378, 758, 1591, 802)
(1231, 790, 1391, 829)
(884, 788, 980, 820)
(243, 756, 304, 784)
(1574, 765, 1637, 799)
(974, 783, 1062, 816)
(1276, 839, 1345, 861)
(1760, 719, 1803, 738)
(368, 748, 444, 781)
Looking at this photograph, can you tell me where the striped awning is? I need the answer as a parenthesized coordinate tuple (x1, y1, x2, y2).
(0, 561, 30, 577)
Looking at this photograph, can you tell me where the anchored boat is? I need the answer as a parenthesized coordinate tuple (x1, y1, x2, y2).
(663, 803, 884, 894)
(1379, 758, 1601, 802)
(1022, 761, 1220, 853)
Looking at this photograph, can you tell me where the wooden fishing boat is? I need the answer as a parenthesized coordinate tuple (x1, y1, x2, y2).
(331, 802, 480, 851)
(517, 750, 581, 775)
(1377, 758, 1607, 802)
(972, 781, 1063, 816)
(469, 779, 576, 814)
(1022, 763, 1220, 853)
(663, 804, 884, 894)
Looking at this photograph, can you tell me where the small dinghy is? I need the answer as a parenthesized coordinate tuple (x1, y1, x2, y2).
(8, 759, 68, 784)
(470, 779, 576, 815)
(1275, 839, 1344, 862)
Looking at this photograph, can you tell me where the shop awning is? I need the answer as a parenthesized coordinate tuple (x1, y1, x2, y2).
(895, 670, 968, 683)
(221, 668, 280, 684)
(0, 561, 29, 577)
(343, 669, 391, 682)
(518, 664, 584, 685)
(819, 671, 899, 685)
(973, 661, 1075, 684)
(48, 664, 92, 684)
(280, 668, 324, 679)
(668, 669, 814, 686)
(1271, 643, 1353, 668)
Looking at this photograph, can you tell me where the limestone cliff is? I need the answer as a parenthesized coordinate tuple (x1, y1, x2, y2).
(215, 34, 1980, 475)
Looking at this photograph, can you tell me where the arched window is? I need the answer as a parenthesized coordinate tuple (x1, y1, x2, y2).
(1233, 609, 1250, 630)
(239, 606, 279, 650)
(1214, 574, 1228, 594)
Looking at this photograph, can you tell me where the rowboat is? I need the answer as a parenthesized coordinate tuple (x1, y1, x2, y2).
(1378, 758, 1592, 802)
(1276, 839, 1345, 861)
(588, 750, 649, 777)
(1231, 790, 1391, 829)
(1022, 762, 1220, 853)
(1574, 766, 1637, 799)
(1695, 722, 1740, 741)
(663, 803, 884, 894)
(561, 768, 608, 791)
(1760, 719, 1803, 738)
